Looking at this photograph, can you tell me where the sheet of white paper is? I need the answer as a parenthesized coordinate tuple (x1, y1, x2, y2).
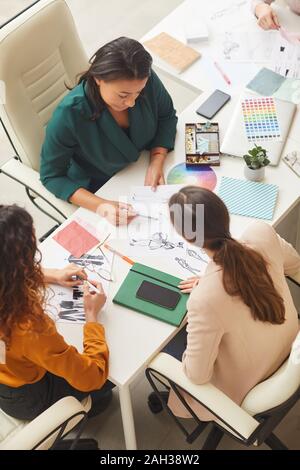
(120, 185, 210, 280)
(202, 0, 250, 35)
(271, 35, 300, 78)
(211, 31, 277, 63)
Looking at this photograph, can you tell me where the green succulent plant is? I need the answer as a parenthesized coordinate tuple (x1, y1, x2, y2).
(243, 144, 270, 170)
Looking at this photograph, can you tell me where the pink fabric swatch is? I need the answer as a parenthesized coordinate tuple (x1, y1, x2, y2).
(53, 220, 100, 257)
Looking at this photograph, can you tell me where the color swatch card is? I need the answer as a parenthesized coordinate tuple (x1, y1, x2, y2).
(241, 97, 281, 142)
(218, 177, 278, 221)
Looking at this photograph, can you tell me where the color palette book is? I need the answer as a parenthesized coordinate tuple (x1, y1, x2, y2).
(167, 163, 217, 191)
(241, 97, 281, 142)
(218, 176, 278, 220)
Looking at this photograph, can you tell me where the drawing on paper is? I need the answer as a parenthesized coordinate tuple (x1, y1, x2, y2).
(130, 232, 185, 251)
(222, 32, 240, 60)
(209, 0, 247, 21)
(68, 252, 113, 282)
(175, 257, 202, 275)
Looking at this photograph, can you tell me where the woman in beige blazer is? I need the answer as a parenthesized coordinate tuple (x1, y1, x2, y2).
(155, 186, 300, 421)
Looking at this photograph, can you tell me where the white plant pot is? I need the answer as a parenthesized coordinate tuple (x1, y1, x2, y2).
(244, 165, 265, 182)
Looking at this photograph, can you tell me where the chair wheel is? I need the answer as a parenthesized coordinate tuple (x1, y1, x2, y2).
(147, 391, 169, 414)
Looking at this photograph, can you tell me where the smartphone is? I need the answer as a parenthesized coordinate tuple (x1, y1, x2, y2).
(136, 280, 181, 310)
(196, 89, 231, 119)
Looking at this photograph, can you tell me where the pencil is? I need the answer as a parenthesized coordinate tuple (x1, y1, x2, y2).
(104, 244, 135, 265)
(214, 61, 231, 85)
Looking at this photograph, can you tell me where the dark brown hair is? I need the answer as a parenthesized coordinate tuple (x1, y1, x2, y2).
(0, 205, 47, 345)
(169, 186, 285, 324)
(77, 36, 152, 119)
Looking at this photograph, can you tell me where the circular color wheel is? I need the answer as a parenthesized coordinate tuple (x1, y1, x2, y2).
(167, 163, 217, 191)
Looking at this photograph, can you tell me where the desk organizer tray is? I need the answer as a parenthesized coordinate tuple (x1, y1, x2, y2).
(185, 122, 220, 166)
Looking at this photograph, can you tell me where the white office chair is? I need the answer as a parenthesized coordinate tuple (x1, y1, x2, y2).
(0, 0, 89, 230)
(0, 395, 92, 450)
(146, 271, 300, 450)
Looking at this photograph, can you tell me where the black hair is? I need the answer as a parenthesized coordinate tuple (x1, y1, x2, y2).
(77, 37, 152, 119)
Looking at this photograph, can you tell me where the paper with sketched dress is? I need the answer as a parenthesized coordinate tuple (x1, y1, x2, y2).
(42, 221, 113, 324)
(120, 185, 210, 279)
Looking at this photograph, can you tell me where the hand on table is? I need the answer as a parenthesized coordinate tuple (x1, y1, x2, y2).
(178, 276, 201, 294)
(144, 160, 165, 191)
(98, 199, 137, 226)
(44, 264, 87, 287)
(255, 3, 280, 30)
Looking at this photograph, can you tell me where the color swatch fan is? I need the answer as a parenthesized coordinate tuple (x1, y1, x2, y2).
(167, 163, 217, 191)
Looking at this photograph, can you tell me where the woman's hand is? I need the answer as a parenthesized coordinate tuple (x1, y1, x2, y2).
(83, 281, 107, 322)
(43, 264, 87, 287)
(178, 276, 200, 294)
(144, 159, 165, 191)
(255, 3, 280, 30)
(98, 199, 137, 226)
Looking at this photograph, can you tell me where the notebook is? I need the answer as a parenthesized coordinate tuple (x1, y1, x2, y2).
(113, 263, 188, 326)
(218, 177, 278, 220)
(220, 92, 296, 166)
(143, 32, 201, 74)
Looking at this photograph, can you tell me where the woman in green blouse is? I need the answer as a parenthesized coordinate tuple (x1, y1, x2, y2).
(40, 37, 178, 225)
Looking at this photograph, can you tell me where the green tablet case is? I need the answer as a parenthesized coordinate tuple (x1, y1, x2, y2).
(113, 263, 188, 326)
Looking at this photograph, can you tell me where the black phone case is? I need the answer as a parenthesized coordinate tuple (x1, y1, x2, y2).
(136, 281, 180, 310)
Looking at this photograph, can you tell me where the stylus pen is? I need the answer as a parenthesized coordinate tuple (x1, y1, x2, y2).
(73, 275, 102, 294)
(137, 213, 159, 221)
(214, 61, 231, 85)
(104, 244, 135, 265)
(84, 279, 101, 294)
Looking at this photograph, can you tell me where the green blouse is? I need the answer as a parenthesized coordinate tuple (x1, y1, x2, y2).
(40, 70, 178, 201)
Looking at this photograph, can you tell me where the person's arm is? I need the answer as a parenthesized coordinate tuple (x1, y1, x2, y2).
(23, 283, 109, 392)
(22, 318, 109, 392)
(251, 0, 273, 15)
(182, 297, 224, 384)
(144, 71, 178, 190)
(277, 234, 300, 277)
(251, 0, 280, 29)
(43, 264, 87, 287)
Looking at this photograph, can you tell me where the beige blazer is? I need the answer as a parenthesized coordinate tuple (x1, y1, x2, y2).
(168, 221, 300, 420)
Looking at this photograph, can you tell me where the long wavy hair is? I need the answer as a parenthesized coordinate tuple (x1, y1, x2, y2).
(76, 36, 153, 119)
(169, 186, 285, 324)
(0, 205, 47, 346)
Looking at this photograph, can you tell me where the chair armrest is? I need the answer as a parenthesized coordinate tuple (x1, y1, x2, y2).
(1, 158, 76, 219)
(0, 396, 89, 450)
(148, 353, 259, 441)
(287, 270, 300, 287)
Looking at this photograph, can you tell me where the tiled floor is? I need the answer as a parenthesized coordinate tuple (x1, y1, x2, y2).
(1, 0, 300, 451)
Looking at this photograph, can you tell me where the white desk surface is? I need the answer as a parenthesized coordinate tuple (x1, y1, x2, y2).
(141, 0, 300, 94)
(40, 89, 300, 389)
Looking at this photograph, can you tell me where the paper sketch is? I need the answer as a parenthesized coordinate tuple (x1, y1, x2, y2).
(203, 0, 249, 34)
(283, 151, 300, 177)
(271, 35, 300, 78)
(44, 241, 113, 324)
(212, 31, 276, 63)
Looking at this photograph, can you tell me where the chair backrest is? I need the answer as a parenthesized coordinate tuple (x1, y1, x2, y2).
(0, 395, 91, 450)
(241, 331, 300, 416)
(0, 0, 88, 170)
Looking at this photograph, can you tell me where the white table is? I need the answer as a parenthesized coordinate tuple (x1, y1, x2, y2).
(141, 0, 300, 94)
(39, 87, 300, 450)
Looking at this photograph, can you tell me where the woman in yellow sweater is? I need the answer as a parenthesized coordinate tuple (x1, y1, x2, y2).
(0, 205, 111, 420)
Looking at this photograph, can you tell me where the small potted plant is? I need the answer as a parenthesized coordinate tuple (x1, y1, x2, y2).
(243, 144, 270, 182)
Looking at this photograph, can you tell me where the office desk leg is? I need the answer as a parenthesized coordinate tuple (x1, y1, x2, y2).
(119, 384, 137, 450)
